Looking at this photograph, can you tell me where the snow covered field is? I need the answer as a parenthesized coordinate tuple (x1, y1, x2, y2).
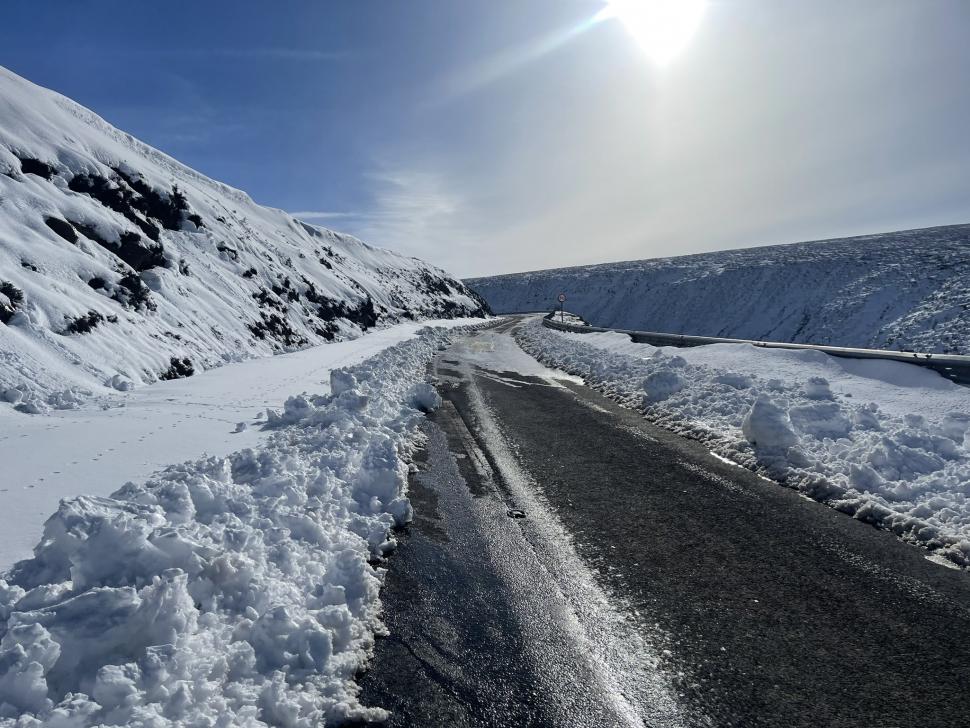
(0, 321, 477, 726)
(0, 319, 480, 570)
(469, 224, 970, 354)
(515, 318, 970, 567)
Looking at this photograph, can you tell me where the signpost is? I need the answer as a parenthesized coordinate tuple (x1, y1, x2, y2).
(557, 292, 566, 323)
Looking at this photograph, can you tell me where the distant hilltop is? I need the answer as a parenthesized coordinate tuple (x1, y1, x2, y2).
(466, 224, 970, 354)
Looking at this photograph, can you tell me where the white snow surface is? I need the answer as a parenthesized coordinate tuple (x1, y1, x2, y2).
(444, 324, 582, 384)
(0, 66, 486, 404)
(0, 323, 467, 727)
(468, 225, 970, 354)
(0, 318, 480, 570)
(515, 318, 970, 567)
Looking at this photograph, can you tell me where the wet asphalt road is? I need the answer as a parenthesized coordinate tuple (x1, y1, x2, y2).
(357, 318, 970, 727)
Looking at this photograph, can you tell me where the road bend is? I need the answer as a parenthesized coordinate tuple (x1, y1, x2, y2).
(356, 317, 970, 728)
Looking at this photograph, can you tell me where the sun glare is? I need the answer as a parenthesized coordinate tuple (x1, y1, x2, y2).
(596, 0, 707, 65)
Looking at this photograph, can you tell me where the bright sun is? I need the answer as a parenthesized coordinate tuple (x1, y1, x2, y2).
(596, 0, 707, 65)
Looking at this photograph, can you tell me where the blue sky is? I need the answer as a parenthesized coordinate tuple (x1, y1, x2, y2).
(2, 1, 970, 276)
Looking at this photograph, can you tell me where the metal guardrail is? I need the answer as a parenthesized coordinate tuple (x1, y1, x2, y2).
(541, 315, 970, 386)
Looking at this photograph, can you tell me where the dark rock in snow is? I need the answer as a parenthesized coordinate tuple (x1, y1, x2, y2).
(44, 217, 77, 244)
(62, 310, 104, 334)
(17, 155, 55, 179)
(0, 281, 24, 323)
(160, 356, 194, 380)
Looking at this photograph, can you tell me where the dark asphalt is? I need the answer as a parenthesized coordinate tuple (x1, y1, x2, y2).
(357, 319, 970, 727)
(354, 418, 660, 727)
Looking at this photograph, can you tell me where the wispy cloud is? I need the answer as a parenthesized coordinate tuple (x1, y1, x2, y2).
(336, 166, 483, 272)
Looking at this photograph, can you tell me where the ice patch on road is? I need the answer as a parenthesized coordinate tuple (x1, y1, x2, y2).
(447, 324, 583, 385)
(0, 326, 458, 727)
(516, 319, 970, 568)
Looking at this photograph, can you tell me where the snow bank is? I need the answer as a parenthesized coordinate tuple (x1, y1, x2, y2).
(0, 325, 458, 727)
(515, 319, 970, 567)
(0, 318, 481, 571)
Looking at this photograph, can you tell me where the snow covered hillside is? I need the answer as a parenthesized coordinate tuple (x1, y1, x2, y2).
(468, 225, 970, 354)
(516, 319, 970, 568)
(0, 66, 487, 408)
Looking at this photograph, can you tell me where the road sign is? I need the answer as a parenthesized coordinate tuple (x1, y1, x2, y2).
(557, 293, 566, 303)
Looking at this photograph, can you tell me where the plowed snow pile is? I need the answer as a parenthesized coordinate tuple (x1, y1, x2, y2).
(0, 326, 456, 727)
(517, 319, 970, 567)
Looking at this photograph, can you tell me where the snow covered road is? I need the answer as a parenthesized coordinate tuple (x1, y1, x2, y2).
(361, 317, 970, 726)
(0, 318, 479, 569)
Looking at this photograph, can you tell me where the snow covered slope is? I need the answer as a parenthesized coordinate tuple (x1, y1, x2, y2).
(468, 225, 970, 354)
(0, 67, 487, 407)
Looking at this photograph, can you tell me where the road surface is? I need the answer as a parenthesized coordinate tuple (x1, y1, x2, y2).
(356, 317, 970, 727)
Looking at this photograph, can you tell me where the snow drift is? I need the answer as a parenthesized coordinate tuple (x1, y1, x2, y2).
(0, 325, 460, 727)
(516, 319, 970, 568)
(0, 66, 487, 407)
(468, 224, 970, 354)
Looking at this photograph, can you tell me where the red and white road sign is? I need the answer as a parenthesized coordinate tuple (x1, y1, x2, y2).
(557, 293, 566, 303)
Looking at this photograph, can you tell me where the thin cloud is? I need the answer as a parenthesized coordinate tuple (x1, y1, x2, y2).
(338, 166, 483, 272)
